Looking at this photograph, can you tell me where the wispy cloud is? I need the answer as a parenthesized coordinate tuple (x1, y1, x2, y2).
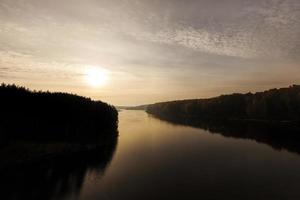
(0, 0, 299, 104)
(0, 0, 299, 60)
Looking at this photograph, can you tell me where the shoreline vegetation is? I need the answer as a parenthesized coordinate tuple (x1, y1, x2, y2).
(146, 85, 300, 155)
(0, 83, 119, 168)
(145, 85, 300, 155)
(146, 85, 300, 123)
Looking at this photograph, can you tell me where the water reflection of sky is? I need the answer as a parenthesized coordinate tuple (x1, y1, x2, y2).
(79, 110, 300, 200)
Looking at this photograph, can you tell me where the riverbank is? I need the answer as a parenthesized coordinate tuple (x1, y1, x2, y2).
(0, 84, 119, 169)
(147, 85, 300, 122)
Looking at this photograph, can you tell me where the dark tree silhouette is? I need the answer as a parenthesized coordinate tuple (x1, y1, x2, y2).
(147, 85, 300, 122)
(0, 83, 118, 143)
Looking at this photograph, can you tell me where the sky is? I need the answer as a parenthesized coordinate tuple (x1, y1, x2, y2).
(0, 0, 299, 105)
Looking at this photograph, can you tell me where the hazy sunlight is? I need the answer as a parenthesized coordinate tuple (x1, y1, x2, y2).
(85, 66, 108, 87)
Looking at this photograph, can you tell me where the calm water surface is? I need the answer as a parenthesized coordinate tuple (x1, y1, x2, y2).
(4, 110, 300, 200)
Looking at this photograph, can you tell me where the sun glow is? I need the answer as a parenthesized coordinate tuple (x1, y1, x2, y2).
(85, 66, 108, 87)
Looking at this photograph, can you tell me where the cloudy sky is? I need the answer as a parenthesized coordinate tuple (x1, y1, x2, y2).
(0, 0, 299, 105)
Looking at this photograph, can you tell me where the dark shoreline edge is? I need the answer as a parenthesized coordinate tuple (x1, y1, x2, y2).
(0, 84, 119, 169)
(147, 85, 300, 122)
(145, 85, 300, 154)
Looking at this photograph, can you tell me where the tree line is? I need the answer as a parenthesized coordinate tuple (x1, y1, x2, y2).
(0, 83, 118, 142)
(147, 85, 300, 122)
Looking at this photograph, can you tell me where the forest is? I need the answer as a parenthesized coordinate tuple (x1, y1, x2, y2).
(0, 84, 118, 143)
(147, 85, 300, 122)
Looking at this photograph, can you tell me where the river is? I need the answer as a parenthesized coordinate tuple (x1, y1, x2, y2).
(3, 110, 300, 200)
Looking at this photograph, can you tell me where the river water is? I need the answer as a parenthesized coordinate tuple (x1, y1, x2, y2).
(3, 110, 300, 200)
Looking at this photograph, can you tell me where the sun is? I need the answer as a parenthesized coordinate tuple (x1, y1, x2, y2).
(85, 66, 108, 87)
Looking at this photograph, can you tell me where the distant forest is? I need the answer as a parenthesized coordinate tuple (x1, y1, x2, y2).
(147, 85, 300, 122)
(0, 84, 118, 142)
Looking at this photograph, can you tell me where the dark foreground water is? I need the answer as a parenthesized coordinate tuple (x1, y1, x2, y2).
(2, 110, 300, 200)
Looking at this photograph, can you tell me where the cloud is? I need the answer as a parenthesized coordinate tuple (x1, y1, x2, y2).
(0, 0, 299, 61)
(0, 0, 299, 104)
